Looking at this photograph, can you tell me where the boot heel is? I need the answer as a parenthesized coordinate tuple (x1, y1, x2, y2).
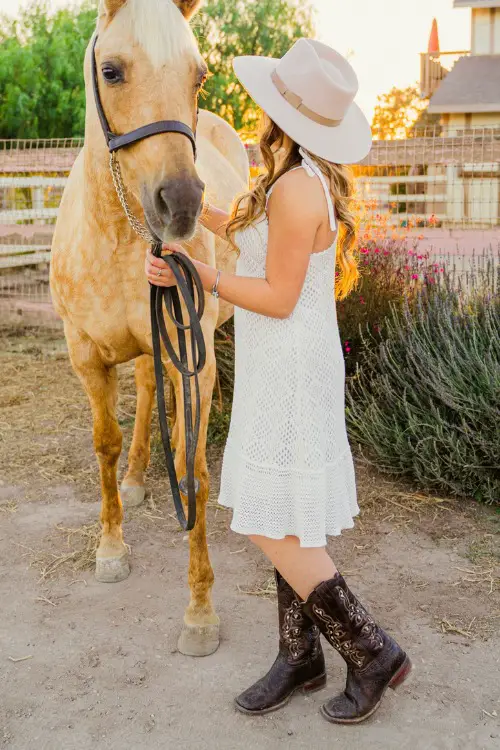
(389, 657, 412, 690)
(302, 672, 327, 694)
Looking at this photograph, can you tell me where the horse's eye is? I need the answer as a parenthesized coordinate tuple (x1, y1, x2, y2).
(101, 64, 123, 85)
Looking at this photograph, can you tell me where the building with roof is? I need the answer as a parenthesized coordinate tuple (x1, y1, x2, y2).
(421, 1, 500, 133)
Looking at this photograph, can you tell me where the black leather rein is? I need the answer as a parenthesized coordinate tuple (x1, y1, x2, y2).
(91, 34, 205, 531)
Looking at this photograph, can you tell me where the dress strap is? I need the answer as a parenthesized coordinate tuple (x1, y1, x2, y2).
(299, 147, 336, 232)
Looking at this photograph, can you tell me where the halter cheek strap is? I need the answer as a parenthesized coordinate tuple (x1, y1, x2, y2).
(91, 34, 197, 159)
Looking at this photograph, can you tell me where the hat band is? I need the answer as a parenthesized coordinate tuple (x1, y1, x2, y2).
(271, 70, 343, 128)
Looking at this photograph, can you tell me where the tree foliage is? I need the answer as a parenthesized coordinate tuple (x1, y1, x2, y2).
(371, 84, 440, 140)
(195, 0, 314, 133)
(0, 0, 314, 139)
(0, 1, 96, 138)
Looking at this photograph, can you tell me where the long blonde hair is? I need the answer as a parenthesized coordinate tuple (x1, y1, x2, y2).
(226, 114, 359, 300)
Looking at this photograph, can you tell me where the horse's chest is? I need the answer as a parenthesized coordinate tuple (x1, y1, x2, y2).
(52, 243, 151, 362)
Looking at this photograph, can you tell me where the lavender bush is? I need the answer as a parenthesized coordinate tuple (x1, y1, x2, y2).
(346, 267, 500, 504)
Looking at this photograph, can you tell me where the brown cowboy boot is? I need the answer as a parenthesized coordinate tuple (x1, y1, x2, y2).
(304, 573, 412, 724)
(235, 570, 327, 715)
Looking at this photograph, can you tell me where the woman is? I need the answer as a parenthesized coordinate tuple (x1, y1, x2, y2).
(146, 38, 411, 725)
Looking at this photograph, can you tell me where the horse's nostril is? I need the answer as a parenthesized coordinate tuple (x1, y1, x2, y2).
(158, 189, 172, 222)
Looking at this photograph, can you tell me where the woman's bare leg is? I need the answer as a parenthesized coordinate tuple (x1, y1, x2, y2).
(249, 535, 337, 600)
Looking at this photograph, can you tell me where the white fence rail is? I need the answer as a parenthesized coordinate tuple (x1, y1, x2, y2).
(0, 251, 51, 269)
(0, 208, 59, 222)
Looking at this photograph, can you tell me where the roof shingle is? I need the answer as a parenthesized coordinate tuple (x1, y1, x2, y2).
(428, 55, 500, 113)
(453, 1, 500, 8)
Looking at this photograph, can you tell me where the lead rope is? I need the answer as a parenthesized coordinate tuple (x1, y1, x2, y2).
(109, 152, 205, 531)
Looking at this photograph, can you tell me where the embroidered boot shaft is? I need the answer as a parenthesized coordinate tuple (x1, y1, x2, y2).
(235, 570, 326, 714)
(304, 573, 412, 724)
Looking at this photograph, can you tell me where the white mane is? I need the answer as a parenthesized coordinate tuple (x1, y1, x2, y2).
(107, 0, 202, 68)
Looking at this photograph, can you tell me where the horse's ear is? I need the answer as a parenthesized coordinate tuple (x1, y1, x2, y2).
(99, 0, 126, 19)
(172, 0, 203, 20)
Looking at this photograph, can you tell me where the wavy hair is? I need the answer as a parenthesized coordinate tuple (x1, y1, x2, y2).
(225, 114, 359, 300)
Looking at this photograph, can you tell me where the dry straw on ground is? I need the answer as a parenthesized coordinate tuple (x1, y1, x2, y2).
(2, 326, 499, 641)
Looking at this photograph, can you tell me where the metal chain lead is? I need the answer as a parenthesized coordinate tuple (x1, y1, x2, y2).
(109, 152, 154, 242)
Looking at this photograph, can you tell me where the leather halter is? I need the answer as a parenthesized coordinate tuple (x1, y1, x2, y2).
(91, 33, 205, 532)
(91, 34, 197, 157)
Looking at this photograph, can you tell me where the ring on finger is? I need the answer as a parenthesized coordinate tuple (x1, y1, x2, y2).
(156, 270, 162, 277)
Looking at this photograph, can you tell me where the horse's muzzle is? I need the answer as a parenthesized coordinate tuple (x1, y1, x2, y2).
(150, 175, 205, 241)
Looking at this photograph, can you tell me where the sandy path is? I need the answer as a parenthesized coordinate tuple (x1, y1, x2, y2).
(0, 329, 498, 749)
(1, 482, 498, 750)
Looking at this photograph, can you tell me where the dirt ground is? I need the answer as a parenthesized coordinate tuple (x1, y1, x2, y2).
(0, 327, 499, 750)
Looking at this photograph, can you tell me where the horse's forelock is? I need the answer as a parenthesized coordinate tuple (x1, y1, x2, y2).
(105, 0, 201, 68)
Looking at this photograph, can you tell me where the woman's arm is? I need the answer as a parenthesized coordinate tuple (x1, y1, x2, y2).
(146, 172, 320, 320)
(198, 202, 230, 240)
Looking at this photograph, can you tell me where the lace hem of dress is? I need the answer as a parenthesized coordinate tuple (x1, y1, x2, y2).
(218, 441, 359, 547)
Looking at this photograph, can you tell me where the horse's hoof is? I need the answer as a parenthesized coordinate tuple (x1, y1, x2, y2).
(120, 483, 146, 509)
(95, 553, 130, 583)
(177, 621, 220, 657)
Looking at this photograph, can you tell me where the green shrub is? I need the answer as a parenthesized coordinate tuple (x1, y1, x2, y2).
(346, 278, 500, 504)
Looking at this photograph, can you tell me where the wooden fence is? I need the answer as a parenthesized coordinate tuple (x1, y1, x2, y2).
(1, 131, 500, 270)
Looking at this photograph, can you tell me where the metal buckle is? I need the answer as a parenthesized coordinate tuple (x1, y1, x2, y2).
(179, 475, 200, 496)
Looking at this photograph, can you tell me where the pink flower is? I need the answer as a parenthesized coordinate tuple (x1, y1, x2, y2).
(417, 255, 423, 260)
(374, 248, 380, 254)
(412, 274, 419, 280)
(383, 250, 390, 256)
(359, 247, 369, 254)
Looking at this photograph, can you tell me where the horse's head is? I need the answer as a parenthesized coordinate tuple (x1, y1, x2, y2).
(88, 0, 207, 242)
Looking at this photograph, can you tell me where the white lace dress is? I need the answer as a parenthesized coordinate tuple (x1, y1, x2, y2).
(218, 150, 359, 547)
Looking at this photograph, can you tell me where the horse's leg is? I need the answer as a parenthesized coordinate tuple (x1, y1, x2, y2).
(121, 354, 156, 508)
(65, 325, 130, 583)
(168, 345, 219, 656)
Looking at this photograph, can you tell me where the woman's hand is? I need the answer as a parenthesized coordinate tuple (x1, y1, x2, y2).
(145, 244, 185, 287)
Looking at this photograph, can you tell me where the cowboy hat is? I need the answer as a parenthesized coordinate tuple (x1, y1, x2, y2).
(233, 38, 372, 164)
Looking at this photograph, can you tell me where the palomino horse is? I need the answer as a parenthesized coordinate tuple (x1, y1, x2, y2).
(50, 0, 248, 656)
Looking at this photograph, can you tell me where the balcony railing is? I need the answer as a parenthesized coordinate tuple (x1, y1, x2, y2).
(420, 50, 470, 98)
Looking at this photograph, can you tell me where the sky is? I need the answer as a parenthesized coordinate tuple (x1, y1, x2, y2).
(0, 0, 471, 120)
